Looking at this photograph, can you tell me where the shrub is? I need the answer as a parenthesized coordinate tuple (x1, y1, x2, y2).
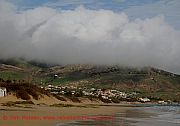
(14, 101, 34, 104)
(100, 98, 112, 103)
(26, 88, 39, 100)
(98, 96, 111, 103)
(16, 90, 30, 100)
(68, 97, 81, 103)
(111, 97, 120, 103)
(53, 94, 67, 101)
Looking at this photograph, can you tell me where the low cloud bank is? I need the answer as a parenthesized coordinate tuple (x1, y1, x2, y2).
(0, 0, 180, 73)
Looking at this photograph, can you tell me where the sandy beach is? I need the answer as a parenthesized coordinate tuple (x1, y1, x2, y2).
(0, 95, 180, 126)
(0, 104, 131, 126)
(0, 95, 132, 126)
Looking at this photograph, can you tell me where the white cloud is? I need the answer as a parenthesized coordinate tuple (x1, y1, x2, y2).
(0, 0, 180, 73)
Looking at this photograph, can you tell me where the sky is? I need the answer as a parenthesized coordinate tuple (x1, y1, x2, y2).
(10, 0, 180, 29)
(1, 0, 180, 73)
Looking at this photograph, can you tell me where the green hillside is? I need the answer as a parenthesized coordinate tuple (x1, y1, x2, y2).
(0, 59, 180, 101)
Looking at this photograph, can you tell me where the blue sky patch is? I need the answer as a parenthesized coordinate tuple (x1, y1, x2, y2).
(9, 0, 180, 29)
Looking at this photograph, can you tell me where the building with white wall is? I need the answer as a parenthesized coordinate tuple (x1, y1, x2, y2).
(0, 87, 7, 97)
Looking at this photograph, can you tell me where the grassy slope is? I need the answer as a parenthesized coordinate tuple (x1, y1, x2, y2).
(0, 71, 28, 80)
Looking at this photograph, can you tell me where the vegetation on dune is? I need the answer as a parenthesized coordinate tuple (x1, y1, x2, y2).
(0, 82, 50, 100)
(50, 103, 97, 108)
(2, 101, 34, 107)
(52, 94, 67, 101)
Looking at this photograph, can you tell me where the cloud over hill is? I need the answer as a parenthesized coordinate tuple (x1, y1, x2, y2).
(0, 0, 180, 73)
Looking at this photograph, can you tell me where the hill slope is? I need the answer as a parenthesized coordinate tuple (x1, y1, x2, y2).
(0, 59, 180, 102)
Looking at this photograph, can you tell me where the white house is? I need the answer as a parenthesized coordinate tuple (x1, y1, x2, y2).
(158, 100, 168, 104)
(0, 87, 7, 97)
(139, 98, 150, 102)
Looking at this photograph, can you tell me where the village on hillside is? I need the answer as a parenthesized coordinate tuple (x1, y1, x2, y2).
(42, 83, 170, 104)
(0, 72, 177, 105)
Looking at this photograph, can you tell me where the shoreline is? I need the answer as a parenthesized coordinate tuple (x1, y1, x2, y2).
(0, 98, 179, 126)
